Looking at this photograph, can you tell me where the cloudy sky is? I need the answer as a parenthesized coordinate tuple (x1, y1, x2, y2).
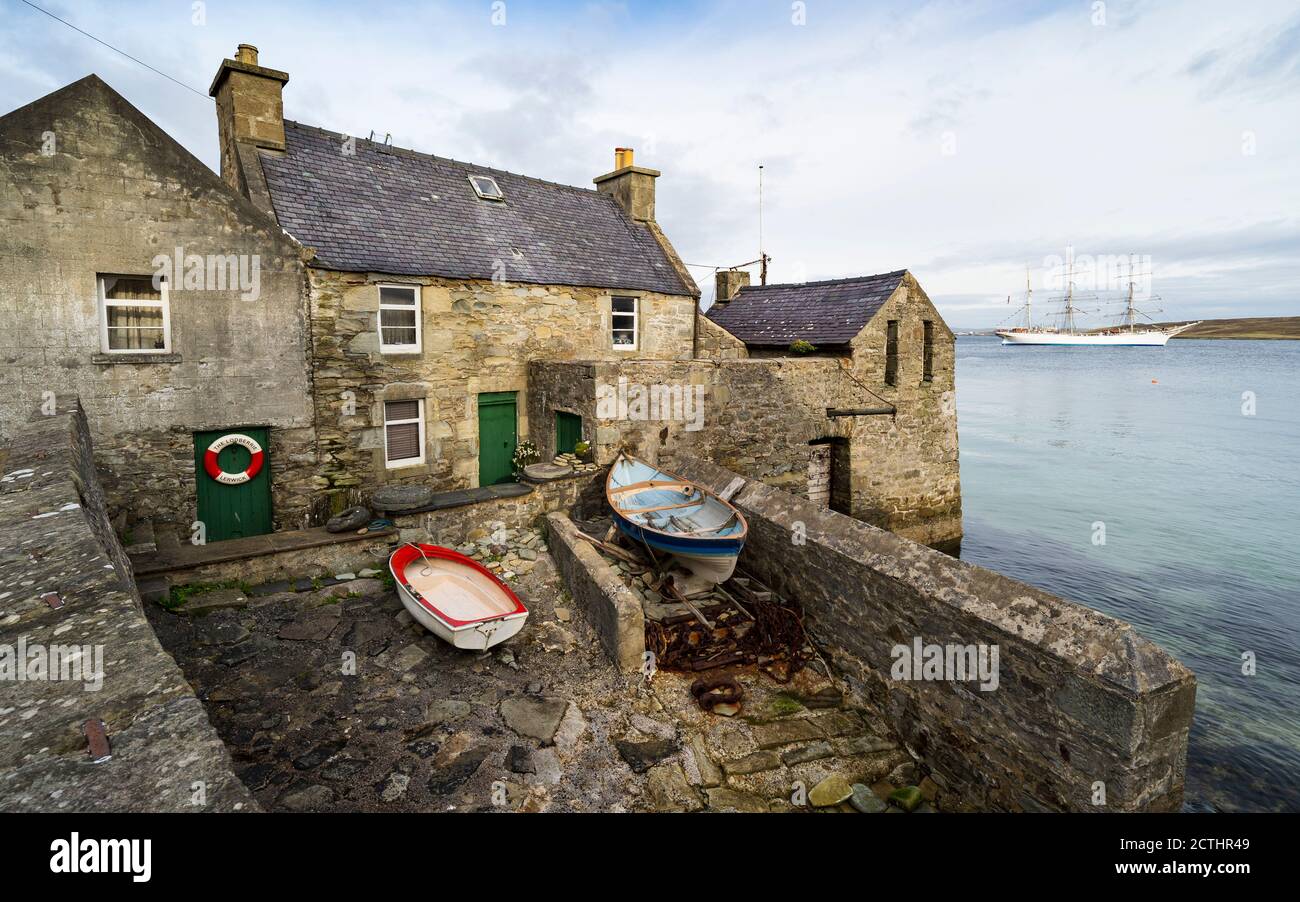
(3, 0, 1297, 327)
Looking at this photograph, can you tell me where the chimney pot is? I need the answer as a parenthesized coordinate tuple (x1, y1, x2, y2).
(614, 147, 634, 169)
(235, 43, 259, 65)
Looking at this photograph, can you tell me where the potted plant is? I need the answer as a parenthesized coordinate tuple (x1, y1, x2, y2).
(512, 440, 540, 478)
(574, 439, 593, 463)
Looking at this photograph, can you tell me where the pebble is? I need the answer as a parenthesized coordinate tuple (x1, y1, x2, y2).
(379, 772, 410, 802)
(850, 783, 888, 813)
(889, 785, 924, 812)
(809, 774, 854, 807)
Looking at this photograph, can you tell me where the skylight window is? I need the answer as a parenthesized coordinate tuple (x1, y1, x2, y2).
(469, 175, 504, 201)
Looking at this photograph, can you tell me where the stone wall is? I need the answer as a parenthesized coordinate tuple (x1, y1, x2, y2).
(0, 76, 319, 533)
(529, 357, 959, 544)
(0, 398, 255, 811)
(672, 456, 1196, 812)
(694, 311, 749, 360)
(308, 268, 696, 514)
(844, 274, 961, 545)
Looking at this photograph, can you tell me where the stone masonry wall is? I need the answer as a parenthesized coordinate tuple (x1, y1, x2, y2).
(308, 268, 696, 514)
(845, 275, 961, 545)
(529, 357, 960, 544)
(0, 76, 319, 532)
(672, 456, 1196, 812)
(0, 398, 255, 811)
(694, 311, 749, 360)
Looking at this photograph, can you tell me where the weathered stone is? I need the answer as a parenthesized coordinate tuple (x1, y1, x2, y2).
(809, 774, 854, 807)
(705, 787, 769, 813)
(278, 784, 336, 811)
(277, 614, 339, 641)
(370, 485, 435, 512)
(686, 735, 723, 788)
(889, 785, 924, 812)
(179, 588, 249, 615)
(781, 740, 834, 766)
(616, 738, 680, 774)
(850, 783, 889, 813)
(383, 643, 430, 673)
(427, 748, 489, 796)
(506, 745, 535, 774)
(425, 699, 471, 723)
(724, 750, 781, 775)
(753, 718, 823, 748)
(379, 772, 410, 802)
(500, 696, 569, 743)
(644, 763, 703, 812)
(810, 710, 861, 738)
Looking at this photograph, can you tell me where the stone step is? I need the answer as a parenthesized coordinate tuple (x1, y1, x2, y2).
(123, 518, 157, 555)
(136, 574, 171, 605)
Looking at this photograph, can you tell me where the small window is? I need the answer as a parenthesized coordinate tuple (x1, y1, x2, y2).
(922, 320, 934, 382)
(469, 175, 504, 201)
(378, 284, 421, 353)
(885, 319, 899, 386)
(384, 399, 425, 468)
(612, 295, 638, 350)
(99, 275, 170, 353)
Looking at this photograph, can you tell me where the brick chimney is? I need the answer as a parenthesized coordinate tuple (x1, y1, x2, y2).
(593, 147, 659, 222)
(714, 269, 751, 309)
(209, 43, 289, 194)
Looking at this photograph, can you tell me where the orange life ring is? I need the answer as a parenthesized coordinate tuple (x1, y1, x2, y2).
(204, 433, 264, 485)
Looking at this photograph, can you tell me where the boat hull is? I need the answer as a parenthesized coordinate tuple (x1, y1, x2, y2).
(997, 330, 1172, 346)
(611, 516, 743, 583)
(389, 544, 529, 650)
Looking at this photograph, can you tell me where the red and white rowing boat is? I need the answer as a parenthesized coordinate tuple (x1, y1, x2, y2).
(388, 543, 529, 650)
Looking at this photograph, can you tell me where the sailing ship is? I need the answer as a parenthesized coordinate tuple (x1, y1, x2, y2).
(997, 260, 1198, 346)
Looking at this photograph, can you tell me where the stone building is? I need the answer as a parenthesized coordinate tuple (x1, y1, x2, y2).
(702, 269, 961, 546)
(208, 46, 699, 514)
(0, 75, 317, 542)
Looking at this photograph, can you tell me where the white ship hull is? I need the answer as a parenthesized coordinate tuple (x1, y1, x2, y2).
(997, 328, 1188, 346)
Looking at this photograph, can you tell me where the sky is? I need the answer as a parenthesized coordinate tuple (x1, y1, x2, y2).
(2, 0, 1297, 328)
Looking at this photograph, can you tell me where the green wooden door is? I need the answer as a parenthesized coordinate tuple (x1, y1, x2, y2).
(478, 392, 518, 486)
(556, 411, 583, 455)
(194, 427, 272, 543)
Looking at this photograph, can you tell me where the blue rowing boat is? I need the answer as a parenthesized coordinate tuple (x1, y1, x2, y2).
(606, 453, 747, 583)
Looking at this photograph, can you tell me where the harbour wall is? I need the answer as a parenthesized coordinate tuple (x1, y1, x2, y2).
(672, 456, 1195, 812)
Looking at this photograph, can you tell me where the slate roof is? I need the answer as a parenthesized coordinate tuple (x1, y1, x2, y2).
(257, 121, 692, 296)
(705, 271, 907, 346)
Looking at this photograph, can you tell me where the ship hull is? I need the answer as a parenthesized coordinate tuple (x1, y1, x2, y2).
(997, 330, 1173, 346)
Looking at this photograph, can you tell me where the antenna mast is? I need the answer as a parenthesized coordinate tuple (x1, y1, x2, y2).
(758, 164, 769, 285)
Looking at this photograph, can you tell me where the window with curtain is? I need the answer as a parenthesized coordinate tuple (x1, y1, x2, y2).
(99, 275, 169, 353)
(384, 399, 425, 467)
(612, 295, 638, 350)
(379, 284, 421, 352)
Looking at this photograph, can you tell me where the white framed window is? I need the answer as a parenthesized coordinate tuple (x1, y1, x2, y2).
(384, 399, 426, 468)
(468, 175, 504, 201)
(98, 275, 170, 353)
(378, 284, 421, 353)
(612, 295, 638, 351)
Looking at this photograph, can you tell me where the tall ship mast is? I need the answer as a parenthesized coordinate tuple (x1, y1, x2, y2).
(997, 252, 1199, 347)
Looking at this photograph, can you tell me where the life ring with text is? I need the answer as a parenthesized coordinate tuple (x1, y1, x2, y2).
(204, 433, 265, 485)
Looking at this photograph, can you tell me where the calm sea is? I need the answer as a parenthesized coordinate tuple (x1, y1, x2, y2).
(954, 336, 1300, 812)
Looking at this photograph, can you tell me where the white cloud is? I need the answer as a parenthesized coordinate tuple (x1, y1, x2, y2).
(2, 0, 1296, 327)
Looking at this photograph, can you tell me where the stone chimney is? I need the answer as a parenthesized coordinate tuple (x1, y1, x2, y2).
(714, 269, 751, 308)
(593, 147, 659, 223)
(209, 43, 289, 194)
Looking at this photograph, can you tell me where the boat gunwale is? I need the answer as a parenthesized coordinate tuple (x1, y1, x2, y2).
(605, 453, 748, 544)
(389, 543, 528, 629)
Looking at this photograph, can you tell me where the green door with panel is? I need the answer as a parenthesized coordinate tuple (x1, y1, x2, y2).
(194, 427, 273, 543)
(478, 392, 518, 486)
(556, 411, 583, 455)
